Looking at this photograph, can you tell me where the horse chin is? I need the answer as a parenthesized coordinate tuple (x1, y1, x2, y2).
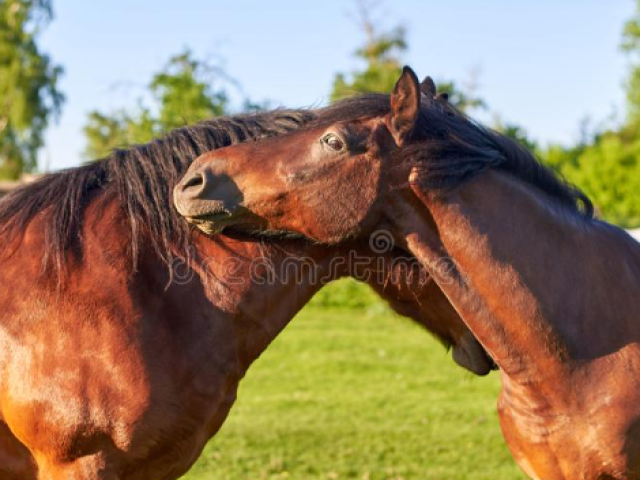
(186, 208, 257, 236)
(452, 332, 497, 376)
(193, 220, 229, 236)
(184, 215, 232, 236)
(193, 218, 311, 243)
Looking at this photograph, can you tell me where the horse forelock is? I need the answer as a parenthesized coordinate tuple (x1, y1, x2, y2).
(0, 109, 317, 277)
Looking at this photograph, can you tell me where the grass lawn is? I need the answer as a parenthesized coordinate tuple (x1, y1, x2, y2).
(184, 291, 526, 479)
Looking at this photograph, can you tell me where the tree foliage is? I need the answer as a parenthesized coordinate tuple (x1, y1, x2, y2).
(83, 50, 229, 160)
(329, 1, 482, 113)
(330, 20, 406, 102)
(436, 79, 486, 113)
(561, 132, 640, 227)
(621, 1, 640, 126)
(0, 0, 64, 179)
(492, 119, 539, 153)
(531, 0, 640, 228)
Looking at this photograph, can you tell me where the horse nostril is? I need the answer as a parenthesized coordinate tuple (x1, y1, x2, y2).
(183, 172, 204, 189)
(181, 172, 206, 197)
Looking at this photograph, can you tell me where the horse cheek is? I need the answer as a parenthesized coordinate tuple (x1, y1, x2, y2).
(334, 156, 383, 238)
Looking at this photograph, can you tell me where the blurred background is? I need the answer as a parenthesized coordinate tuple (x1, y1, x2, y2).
(1, 1, 639, 478)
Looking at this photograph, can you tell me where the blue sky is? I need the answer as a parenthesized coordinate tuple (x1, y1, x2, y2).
(40, 0, 636, 171)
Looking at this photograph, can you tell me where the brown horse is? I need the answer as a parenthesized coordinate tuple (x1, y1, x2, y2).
(176, 67, 640, 480)
(0, 109, 489, 479)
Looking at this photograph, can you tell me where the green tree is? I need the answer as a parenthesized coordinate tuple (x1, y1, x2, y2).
(563, 133, 640, 227)
(436, 79, 486, 113)
(330, 21, 407, 101)
(151, 52, 227, 131)
(541, 143, 582, 174)
(492, 117, 538, 153)
(531, 0, 640, 228)
(537, 120, 640, 228)
(83, 50, 229, 160)
(621, 0, 640, 126)
(0, 0, 64, 179)
(330, 1, 483, 113)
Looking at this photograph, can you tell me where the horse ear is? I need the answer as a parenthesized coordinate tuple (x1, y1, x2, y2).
(420, 76, 437, 97)
(388, 66, 421, 146)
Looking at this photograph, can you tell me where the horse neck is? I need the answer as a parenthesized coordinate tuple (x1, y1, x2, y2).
(74, 195, 343, 377)
(187, 235, 347, 368)
(398, 171, 602, 383)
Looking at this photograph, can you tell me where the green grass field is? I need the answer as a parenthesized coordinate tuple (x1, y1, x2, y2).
(184, 281, 527, 480)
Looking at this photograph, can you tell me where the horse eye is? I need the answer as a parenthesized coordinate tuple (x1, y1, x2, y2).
(322, 134, 345, 152)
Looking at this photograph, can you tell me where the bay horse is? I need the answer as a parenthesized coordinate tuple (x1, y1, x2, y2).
(0, 109, 489, 479)
(176, 67, 640, 480)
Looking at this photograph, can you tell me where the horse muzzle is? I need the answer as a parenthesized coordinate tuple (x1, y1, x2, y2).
(174, 162, 246, 234)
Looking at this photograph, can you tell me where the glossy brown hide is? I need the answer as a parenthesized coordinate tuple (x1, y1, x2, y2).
(174, 133, 492, 375)
(173, 122, 388, 243)
(0, 195, 483, 479)
(397, 171, 640, 480)
(178, 67, 640, 479)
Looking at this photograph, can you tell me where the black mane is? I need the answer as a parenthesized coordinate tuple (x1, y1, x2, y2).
(0, 92, 593, 278)
(315, 93, 594, 217)
(0, 110, 315, 274)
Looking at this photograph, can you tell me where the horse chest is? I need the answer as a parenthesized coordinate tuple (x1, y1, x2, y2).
(498, 366, 640, 480)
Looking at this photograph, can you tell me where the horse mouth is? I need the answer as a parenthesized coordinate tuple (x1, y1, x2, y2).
(188, 210, 233, 224)
(184, 212, 310, 243)
(184, 209, 242, 235)
(182, 207, 287, 239)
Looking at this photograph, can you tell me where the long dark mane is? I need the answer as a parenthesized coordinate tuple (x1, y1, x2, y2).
(314, 93, 594, 217)
(0, 92, 592, 278)
(0, 110, 315, 274)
